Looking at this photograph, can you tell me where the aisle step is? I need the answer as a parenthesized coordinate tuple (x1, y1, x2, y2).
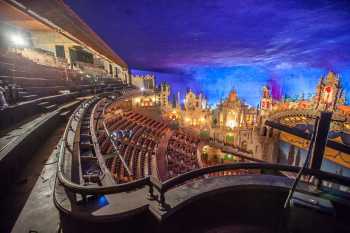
(44, 104, 57, 111)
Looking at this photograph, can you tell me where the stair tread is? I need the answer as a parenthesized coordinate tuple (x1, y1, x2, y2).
(80, 139, 92, 144)
(23, 94, 38, 98)
(80, 143, 93, 149)
(38, 101, 50, 106)
(80, 150, 94, 157)
(81, 156, 96, 160)
(44, 104, 57, 110)
(59, 110, 70, 116)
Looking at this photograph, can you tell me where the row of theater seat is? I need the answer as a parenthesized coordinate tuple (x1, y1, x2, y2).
(0, 52, 125, 102)
(90, 99, 205, 182)
(165, 132, 200, 178)
(99, 110, 168, 183)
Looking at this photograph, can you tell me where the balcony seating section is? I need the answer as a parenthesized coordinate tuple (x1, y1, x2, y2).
(0, 52, 125, 101)
(0, 52, 72, 93)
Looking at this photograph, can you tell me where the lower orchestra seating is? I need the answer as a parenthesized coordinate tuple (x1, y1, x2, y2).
(97, 105, 202, 183)
(90, 100, 255, 184)
(165, 131, 200, 178)
(99, 111, 168, 183)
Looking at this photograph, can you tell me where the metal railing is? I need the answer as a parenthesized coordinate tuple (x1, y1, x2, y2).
(148, 162, 350, 210)
(101, 99, 133, 176)
(89, 98, 116, 184)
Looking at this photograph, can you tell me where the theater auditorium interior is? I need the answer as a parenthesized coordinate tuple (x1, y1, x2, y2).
(1, 0, 350, 232)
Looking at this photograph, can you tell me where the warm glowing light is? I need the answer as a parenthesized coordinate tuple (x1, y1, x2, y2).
(226, 120, 237, 128)
(140, 87, 145, 91)
(9, 34, 27, 46)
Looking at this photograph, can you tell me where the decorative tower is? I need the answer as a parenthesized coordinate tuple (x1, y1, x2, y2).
(176, 91, 181, 110)
(159, 82, 170, 108)
(184, 89, 197, 111)
(314, 71, 343, 111)
(260, 86, 273, 115)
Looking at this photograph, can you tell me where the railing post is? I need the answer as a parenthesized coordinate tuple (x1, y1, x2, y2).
(306, 112, 329, 189)
(316, 177, 323, 189)
(159, 190, 166, 211)
(310, 112, 332, 170)
(146, 183, 155, 200)
(82, 194, 87, 203)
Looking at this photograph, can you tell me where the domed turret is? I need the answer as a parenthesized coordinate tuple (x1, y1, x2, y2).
(228, 89, 238, 102)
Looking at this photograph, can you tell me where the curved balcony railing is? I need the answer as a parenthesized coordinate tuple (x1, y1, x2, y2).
(56, 91, 350, 214)
(148, 162, 350, 210)
(59, 129, 350, 204)
(56, 92, 150, 197)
